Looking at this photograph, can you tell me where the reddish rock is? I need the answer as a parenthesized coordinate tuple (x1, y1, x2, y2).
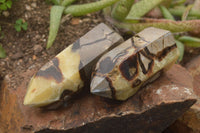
(167, 56, 200, 133)
(0, 64, 196, 133)
(185, 56, 200, 132)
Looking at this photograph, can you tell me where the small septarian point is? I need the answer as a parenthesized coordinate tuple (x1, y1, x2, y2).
(90, 76, 112, 99)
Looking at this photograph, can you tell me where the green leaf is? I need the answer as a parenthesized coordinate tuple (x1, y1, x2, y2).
(0, 3, 7, 10)
(0, 0, 6, 3)
(15, 25, 21, 32)
(159, 5, 175, 20)
(178, 36, 200, 47)
(64, 0, 120, 16)
(175, 40, 184, 62)
(47, 6, 64, 49)
(14, 19, 28, 32)
(126, 0, 165, 19)
(16, 19, 22, 25)
(6, 0, 12, 8)
(0, 45, 6, 58)
(22, 22, 28, 31)
(61, 0, 77, 6)
(111, 0, 135, 21)
(169, 6, 200, 18)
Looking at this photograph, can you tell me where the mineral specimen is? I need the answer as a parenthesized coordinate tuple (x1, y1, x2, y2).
(91, 27, 179, 100)
(23, 23, 123, 107)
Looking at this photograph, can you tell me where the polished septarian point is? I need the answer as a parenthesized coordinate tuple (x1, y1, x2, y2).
(23, 23, 123, 107)
(91, 76, 112, 99)
(91, 27, 180, 100)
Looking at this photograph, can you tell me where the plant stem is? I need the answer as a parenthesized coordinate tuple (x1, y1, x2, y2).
(126, 0, 165, 19)
(64, 0, 120, 16)
(61, 0, 77, 7)
(112, 18, 200, 33)
(182, 5, 193, 20)
(111, 0, 135, 22)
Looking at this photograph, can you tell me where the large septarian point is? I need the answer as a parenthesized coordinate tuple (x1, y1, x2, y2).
(24, 23, 123, 107)
(91, 27, 179, 100)
(91, 76, 112, 99)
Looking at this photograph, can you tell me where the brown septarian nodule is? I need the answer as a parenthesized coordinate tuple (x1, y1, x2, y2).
(91, 27, 179, 100)
(23, 23, 123, 107)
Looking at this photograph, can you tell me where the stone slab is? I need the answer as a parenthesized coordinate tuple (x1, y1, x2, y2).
(166, 56, 200, 133)
(0, 64, 196, 133)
